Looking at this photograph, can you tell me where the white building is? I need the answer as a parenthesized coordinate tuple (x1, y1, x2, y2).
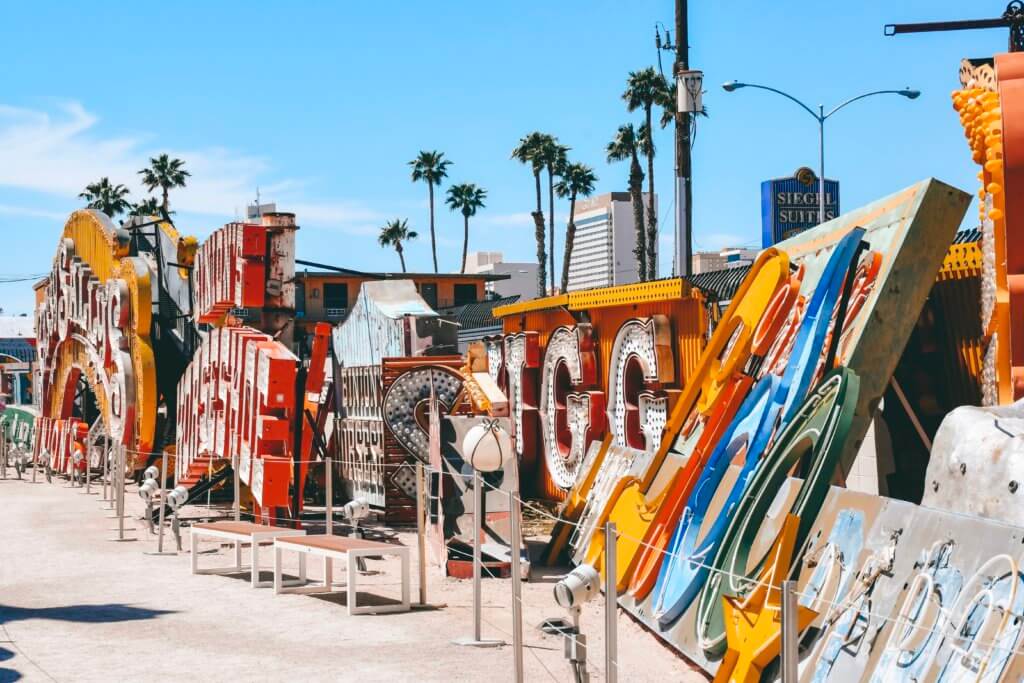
(566, 192, 656, 292)
(463, 252, 539, 301)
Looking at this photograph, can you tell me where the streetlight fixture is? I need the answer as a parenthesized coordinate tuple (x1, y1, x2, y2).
(721, 81, 920, 226)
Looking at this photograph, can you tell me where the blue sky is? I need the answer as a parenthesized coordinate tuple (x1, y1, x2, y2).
(0, 0, 1003, 314)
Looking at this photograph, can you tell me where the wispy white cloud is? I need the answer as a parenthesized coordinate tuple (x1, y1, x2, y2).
(478, 212, 533, 228)
(0, 100, 382, 233)
(0, 203, 68, 221)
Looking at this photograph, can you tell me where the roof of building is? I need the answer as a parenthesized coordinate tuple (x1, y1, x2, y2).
(0, 316, 34, 339)
(439, 295, 521, 330)
(294, 259, 509, 281)
(687, 227, 983, 304)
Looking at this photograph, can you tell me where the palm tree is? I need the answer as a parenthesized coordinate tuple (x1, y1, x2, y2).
(377, 219, 418, 273)
(607, 124, 647, 280)
(624, 67, 671, 280)
(138, 154, 190, 214)
(511, 132, 550, 297)
(445, 183, 488, 274)
(537, 138, 569, 293)
(129, 197, 161, 217)
(78, 178, 131, 219)
(408, 151, 452, 273)
(555, 163, 597, 293)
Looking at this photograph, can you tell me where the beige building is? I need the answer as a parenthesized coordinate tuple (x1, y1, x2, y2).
(692, 246, 759, 274)
(463, 252, 539, 301)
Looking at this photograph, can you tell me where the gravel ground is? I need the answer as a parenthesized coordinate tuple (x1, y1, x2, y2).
(0, 468, 707, 682)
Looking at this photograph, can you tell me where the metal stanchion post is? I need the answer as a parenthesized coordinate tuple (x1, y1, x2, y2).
(233, 453, 240, 522)
(509, 489, 524, 683)
(416, 461, 427, 606)
(453, 471, 504, 648)
(85, 433, 92, 495)
(102, 439, 110, 504)
(116, 444, 126, 541)
(325, 456, 333, 535)
(605, 522, 618, 683)
(1, 435, 7, 480)
(31, 448, 38, 483)
(156, 450, 169, 553)
(781, 579, 798, 681)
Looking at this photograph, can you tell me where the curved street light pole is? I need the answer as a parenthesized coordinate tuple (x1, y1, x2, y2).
(722, 82, 920, 226)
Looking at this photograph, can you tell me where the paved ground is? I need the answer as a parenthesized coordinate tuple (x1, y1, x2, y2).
(0, 468, 707, 682)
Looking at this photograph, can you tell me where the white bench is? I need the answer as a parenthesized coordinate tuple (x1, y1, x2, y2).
(190, 521, 308, 588)
(273, 534, 410, 615)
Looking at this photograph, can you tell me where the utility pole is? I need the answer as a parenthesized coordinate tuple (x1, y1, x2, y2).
(675, 0, 693, 277)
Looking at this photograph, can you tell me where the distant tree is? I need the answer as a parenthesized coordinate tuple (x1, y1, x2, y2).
(624, 67, 672, 279)
(607, 124, 647, 280)
(408, 151, 452, 273)
(129, 197, 161, 217)
(377, 218, 418, 273)
(511, 132, 551, 297)
(555, 162, 598, 293)
(537, 137, 569, 292)
(138, 154, 190, 214)
(445, 183, 488, 274)
(78, 177, 131, 219)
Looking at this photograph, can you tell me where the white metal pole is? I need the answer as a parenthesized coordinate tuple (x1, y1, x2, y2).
(117, 444, 125, 541)
(156, 450, 168, 552)
(818, 108, 826, 225)
(416, 461, 427, 605)
(509, 489, 524, 683)
(781, 579, 798, 681)
(101, 438, 108, 502)
(473, 471, 483, 642)
(605, 521, 618, 683)
(233, 452, 240, 522)
(325, 456, 333, 535)
(85, 432, 92, 495)
(1, 432, 6, 480)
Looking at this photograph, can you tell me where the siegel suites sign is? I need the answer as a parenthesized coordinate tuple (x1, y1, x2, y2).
(761, 167, 840, 247)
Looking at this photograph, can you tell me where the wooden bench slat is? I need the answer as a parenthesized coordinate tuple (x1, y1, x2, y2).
(275, 534, 401, 553)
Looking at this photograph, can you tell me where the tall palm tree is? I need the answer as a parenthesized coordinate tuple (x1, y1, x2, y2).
(78, 178, 131, 219)
(408, 151, 452, 273)
(129, 197, 161, 217)
(511, 132, 550, 297)
(445, 183, 488, 274)
(624, 67, 671, 280)
(138, 154, 190, 214)
(377, 219, 418, 273)
(555, 163, 598, 294)
(536, 137, 568, 293)
(607, 124, 647, 281)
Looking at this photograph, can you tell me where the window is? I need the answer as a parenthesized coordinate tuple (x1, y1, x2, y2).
(454, 283, 478, 306)
(323, 283, 348, 318)
(419, 282, 438, 308)
(295, 281, 305, 317)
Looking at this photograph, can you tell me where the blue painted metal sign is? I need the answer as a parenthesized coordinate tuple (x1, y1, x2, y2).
(761, 167, 840, 247)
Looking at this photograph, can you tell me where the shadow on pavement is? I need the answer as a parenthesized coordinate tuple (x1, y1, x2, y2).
(0, 647, 21, 683)
(0, 603, 176, 624)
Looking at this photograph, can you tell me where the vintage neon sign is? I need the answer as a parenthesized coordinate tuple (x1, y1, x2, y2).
(35, 211, 158, 459)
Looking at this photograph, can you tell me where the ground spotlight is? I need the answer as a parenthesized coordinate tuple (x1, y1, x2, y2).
(553, 563, 601, 609)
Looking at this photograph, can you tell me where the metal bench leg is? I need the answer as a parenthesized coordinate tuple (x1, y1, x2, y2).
(347, 554, 357, 616)
(324, 556, 333, 589)
(191, 532, 199, 574)
(251, 541, 260, 585)
(235, 540, 242, 570)
(299, 552, 307, 583)
(401, 551, 410, 611)
(273, 546, 283, 594)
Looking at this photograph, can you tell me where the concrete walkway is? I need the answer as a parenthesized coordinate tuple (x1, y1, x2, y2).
(0, 470, 706, 682)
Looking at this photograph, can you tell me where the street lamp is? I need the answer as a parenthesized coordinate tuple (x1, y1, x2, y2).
(722, 81, 920, 225)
